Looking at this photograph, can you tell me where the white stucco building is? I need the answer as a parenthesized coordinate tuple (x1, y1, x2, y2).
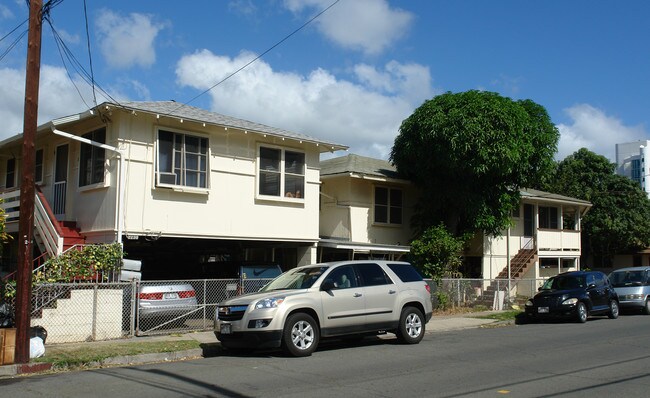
(615, 140, 650, 196)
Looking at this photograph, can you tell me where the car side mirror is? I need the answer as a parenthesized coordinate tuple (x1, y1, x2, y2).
(587, 283, 596, 289)
(321, 280, 336, 291)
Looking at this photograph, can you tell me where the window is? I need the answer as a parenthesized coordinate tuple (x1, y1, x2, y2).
(632, 158, 642, 184)
(387, 263, 423, 282)
(258, 146, 304, 199)
(157, 130, 208, 189)
(374, 186, 402, 224)
(79, 128, 106, 187)
(354, 263, 393, 286)
(326, 266, 357, 289)
(539, 206, 559, 229)
(5, 158, 15, 188)
(35, 149, 43, 184)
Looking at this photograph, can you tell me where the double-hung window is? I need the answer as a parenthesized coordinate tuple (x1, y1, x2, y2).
(79, 128, 106, 187)
(374, 186, 403, 225)
(258, 146, 304, 199)
(5, 158, 15, 189)
(157, 129, 209, 189)
(35, 149, 44, 184)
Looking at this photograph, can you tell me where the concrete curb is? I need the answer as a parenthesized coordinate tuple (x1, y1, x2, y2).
(99, 348, 204, 366)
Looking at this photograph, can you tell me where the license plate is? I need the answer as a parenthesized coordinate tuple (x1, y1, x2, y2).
(538, 307, 549, 313)
(221, 323, 232, 334)
(163, 292, 179, 300)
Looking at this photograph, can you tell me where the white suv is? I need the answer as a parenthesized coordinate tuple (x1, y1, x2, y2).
(215, 260, 433, 356)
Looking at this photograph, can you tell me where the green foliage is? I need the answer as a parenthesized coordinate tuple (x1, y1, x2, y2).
(410, 224, 467, 281)
(545, 148, 650, 265)
(391, 90, 559, 236)
(34, 243, 124, 283)
(435, 291, 450, 310)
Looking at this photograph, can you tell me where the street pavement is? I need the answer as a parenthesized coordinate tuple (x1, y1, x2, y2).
(0, 310, 509, 378)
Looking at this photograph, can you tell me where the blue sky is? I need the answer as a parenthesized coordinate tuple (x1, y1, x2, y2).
(1, 0, 648, 161)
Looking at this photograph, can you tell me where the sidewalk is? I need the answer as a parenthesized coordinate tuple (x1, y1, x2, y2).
(0, 310, 512, 378)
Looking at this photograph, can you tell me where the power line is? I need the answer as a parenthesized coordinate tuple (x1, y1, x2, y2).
(82, 0, 97, 108)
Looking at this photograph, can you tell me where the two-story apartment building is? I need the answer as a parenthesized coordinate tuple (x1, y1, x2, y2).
(318, 154, 416, 261)
(0, 101, 347, 279)
(465, 189, 592, 296)
(318, 155, 591, 296)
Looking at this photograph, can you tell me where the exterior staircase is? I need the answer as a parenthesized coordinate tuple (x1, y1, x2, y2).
(477, 244, 537, 308)
(0, 188, 86, 281)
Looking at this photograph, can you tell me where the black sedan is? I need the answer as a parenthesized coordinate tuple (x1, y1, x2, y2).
(525, 271, 619, 323)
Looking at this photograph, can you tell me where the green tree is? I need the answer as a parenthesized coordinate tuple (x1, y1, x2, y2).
(391, 90, 559, 236)
(544, 148, 650, 266)
(409, 224, 467, 281)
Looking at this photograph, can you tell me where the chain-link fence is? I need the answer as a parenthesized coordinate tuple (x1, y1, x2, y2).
(429, 278, 547, 310)
(5, 276, 547, 343)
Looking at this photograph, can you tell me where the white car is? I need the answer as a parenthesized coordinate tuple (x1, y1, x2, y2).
(215, 260, 433, 356)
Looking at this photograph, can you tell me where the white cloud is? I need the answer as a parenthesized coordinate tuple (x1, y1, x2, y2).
(283, 0, 413, 55)
(95, 10, 165, 69)
(556, 104, 647, 161)
(0, 65, 118, 139)
(176, 49, 433, 158)
(0, 4, 14, 19)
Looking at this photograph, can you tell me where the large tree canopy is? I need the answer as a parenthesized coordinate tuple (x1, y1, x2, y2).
(391, 90, 559, 236)
(543, 148, 650, 266)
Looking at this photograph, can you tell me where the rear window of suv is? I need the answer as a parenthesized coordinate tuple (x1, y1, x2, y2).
(387, 263, 424, 282)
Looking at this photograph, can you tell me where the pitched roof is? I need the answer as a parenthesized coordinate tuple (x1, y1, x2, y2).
(520, 188, 592, 207)
(116, 101, 347, 151)
(320, 154, 404, 180)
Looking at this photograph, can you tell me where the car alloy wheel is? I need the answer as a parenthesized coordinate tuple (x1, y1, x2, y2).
(608, 300, 619, 319)
(576, 302, 588, 323)
(396, 307, 425, 344)
(644, 300, 650, 315)
(282, 313, 319, 357)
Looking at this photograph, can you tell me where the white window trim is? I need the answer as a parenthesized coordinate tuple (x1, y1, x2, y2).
(77, 128, 110, 189)
(373, 185, 403, 226)
(256, 143, 305, 203)
(154, 126, 211, 193)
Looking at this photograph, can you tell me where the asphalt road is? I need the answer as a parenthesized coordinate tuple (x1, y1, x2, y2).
(3, 313, 650, 397)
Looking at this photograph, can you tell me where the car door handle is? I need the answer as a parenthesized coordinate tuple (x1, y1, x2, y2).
(353, 293, 363, 298)
(388, 290, 396, 294)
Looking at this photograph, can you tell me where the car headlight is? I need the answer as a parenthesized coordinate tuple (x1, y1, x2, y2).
(525, 299, 533, 307)
(254, 297, 285, 310)
(562, 298, 578, 305)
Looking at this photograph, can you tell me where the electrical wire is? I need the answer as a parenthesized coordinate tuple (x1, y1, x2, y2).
(82, 0, 97, 108)
(166, 0, 341, 117)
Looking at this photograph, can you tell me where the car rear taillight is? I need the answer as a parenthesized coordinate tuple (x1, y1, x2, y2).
(178, 290, 196, 298)
(139, 292, 163, 300)
(425, 284, 431, 294)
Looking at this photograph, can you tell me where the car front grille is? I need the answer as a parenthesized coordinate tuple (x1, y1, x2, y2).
(534, 296, 562, 307)
(218, 305, 248, 321)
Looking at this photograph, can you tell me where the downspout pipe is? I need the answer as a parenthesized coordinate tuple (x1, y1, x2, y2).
(50, 126, 125, 245)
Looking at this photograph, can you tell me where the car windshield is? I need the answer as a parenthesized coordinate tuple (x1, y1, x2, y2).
(609, 270, 646, 287)
(259, 266, 328, 291)
(541, 275, 586, 290)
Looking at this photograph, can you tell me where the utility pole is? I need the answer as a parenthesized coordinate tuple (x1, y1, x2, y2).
(15, 0, 43, 364)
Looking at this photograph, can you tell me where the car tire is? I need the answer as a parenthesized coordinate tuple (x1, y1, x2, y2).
(396, 307, 425, 344)
(608, 300, 619, 319)
(282, 313, 319, 357)
(576, 302, 588, 323)
(644, 300, 650, 315)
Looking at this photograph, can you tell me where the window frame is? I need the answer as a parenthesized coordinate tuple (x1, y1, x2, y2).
(5, 158, 16, 189)
(256, 144, 305, 202)
(78, 127, 107, 189)
(35, 148, 44, 184)
(155, 127, 210, 193)
(539, 206, 559, 230)
(373, 185, 403, 226)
